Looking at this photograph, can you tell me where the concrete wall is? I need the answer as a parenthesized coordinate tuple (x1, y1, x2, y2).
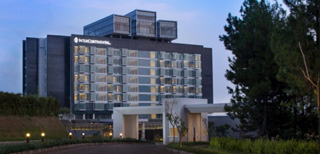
(38, 38, 47, 97)
(123, 115, 138, 139)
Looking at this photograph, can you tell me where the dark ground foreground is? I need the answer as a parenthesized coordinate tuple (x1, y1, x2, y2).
(42, 144, 177, 154)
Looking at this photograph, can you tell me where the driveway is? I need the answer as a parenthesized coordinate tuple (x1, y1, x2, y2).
(42, 143, 177, 154)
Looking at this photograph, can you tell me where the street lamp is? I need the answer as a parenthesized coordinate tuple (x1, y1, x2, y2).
(69, 132, 72, 139)
(41, 132, 45, 142)
(109, 132, 112, 139)
(26, 133, 30, 143)
(119, 133, 123, 139)
(82, 133, 85, 139)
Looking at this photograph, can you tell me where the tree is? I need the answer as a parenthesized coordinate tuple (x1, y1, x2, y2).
(271, 0, 319, 139)
(177, 117, 188, 148)
(220, 0, 290, 138)
(165, 100, 179, 143)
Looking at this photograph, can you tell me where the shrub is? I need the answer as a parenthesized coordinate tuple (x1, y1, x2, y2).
(209, 137, 319, 154)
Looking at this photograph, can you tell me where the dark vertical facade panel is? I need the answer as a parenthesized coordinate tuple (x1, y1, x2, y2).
(47, 35, 70, 108)
(25, 38, 39, 95)
(201, 48, 213, 104)
(22, 40, 26, 95)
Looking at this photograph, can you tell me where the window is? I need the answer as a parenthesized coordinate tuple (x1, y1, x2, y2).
(79, 84, 88, 91)
(97, 58, 106, 64)
(74, 56, 78, 63)
(151, 95, 156, 101)
(74, 93, 77, 101)
(130, 86, 138, 92)
(74, 46, 78, 54)
(116, 95, 121, 101)
(107, 85, 113, 91)
(150, 69, 156, 75)
(159, 60, 165, 67)
(150, 78, 156, 84)
(129, 68, 138, 74)
(74, 75, 78, 82)
(98, 85, 107, 91)
(130, 95, 138, 101)
(160, 77, 165, 84)
(129, 77, 138, 83)
(151, 86, 158, 93)
(97, 48, 106, 55)
(108, 94, 114, 101)
(150, 61, 156, 67)
(160, 86, 165, 93)
(79, 93, 88, 100)
(129, 51, 138, 57)
(97, 94, 107, 101)
(85, 57, 88, 63)
(74, 84, 77, 91)
(173, 86, 177, 93)
(129, 60, 138, 66)
(150, 52, 156, 58)
(115, 85, 121, 92)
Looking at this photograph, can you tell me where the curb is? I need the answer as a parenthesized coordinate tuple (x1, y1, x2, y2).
(12, 142, 153, 154)
(166, 147, 194, 154)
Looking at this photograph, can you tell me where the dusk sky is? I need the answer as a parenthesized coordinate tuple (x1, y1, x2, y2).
(0, 0, 246, 103)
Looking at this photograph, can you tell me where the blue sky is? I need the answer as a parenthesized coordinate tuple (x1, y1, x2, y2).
(0, 0, 245, 103)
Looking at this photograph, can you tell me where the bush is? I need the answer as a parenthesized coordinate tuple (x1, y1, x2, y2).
(209, 137, 319, 154)
(0, 137, 151, 154)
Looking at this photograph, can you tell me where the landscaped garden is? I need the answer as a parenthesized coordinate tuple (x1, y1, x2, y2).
(167, 138, 319, 154)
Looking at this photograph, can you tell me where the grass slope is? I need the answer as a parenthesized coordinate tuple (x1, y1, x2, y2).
(0, 116, 67, 141)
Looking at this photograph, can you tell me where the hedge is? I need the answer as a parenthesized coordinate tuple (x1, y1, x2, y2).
(0, 92, 59, 117)
(210, 137, 318, 154)
(0, 138, 151, 154)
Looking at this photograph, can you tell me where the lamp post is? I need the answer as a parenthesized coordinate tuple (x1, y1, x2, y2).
(41, 132, 45, 142)
(82, 133, 85, 139)
(119, 133, 123, 139)
(69, 132, 72, 139)
(26, 133, 30, 143)
(109, 132, 112, 139)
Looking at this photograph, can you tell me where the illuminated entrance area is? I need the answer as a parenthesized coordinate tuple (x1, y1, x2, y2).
(113, 98, 226, 144)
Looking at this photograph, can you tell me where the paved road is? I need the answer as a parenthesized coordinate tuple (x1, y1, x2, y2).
(42, 144, 177, 154)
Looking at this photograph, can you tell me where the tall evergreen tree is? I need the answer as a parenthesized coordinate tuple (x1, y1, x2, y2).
(220, 0, 289, 138)
(271, 0, 319, 139)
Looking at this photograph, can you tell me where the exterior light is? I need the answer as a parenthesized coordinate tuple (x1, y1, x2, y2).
(119, 133, 123, 139)
(109, 132, 112, 139)
(26, 133, 30, 143)
(69, 132, 72, 139)
(82, 133, 85, 139)
(41, 132, 45, 142)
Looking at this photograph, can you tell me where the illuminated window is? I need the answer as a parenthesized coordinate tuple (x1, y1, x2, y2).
(74, 75, 78, 82)
(97, 58, 106, 64)
(195, 54, 201, 61)
(108, 94, 114, 100)
(160, 86, 165, 93)
(85, 47, 88, 53)
(79, 84, 88, 91)
(74, 84, 77, 91)
(129, 77, 138, 83)
(159, 60, 165, 67)
(150, 61, 156, 67)
(129, 51, 138, 57)
(85, 57, 88, 63)
(116, 86, 121, 92)
(74, 56, 78, 63)
(97, 48, 106, 55)
(150, 52, 156, 58)
(129, 60, 138, 66)
(85, 75, 88, 81)
(189, 62, 194, 68)
(173, 86, 177, 93)
(98, 85, 107, 91)
(151, 78, 156, 84)
(151, 86, 158, 93)
(151, 95, 156, 101)
(130, 86, 138, 92)
(74, 46, 78, 54)
(195, 62, 201, 68)
(171, 61, 176, 68)
(107, 85, 113, 91)
(150, 69, 156, 75)
(74, 93, 77, 101)
(183, 61, 188, 68)
(79, 93, 87, 100)
(130, 95, 138, 101)
(170, 128, 178, 137)
(184, 87, 188, 93)
(129, 68, 138, 74)
(117, 95, 121, 101)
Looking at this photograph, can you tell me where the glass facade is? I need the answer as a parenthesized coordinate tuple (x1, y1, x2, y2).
(73, 45, 202, 114)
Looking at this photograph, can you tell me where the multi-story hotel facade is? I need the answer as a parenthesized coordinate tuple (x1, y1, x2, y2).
(22, 10, 213, 121)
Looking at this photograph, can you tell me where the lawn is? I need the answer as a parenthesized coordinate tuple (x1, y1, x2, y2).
(0, 116, 67, 141)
